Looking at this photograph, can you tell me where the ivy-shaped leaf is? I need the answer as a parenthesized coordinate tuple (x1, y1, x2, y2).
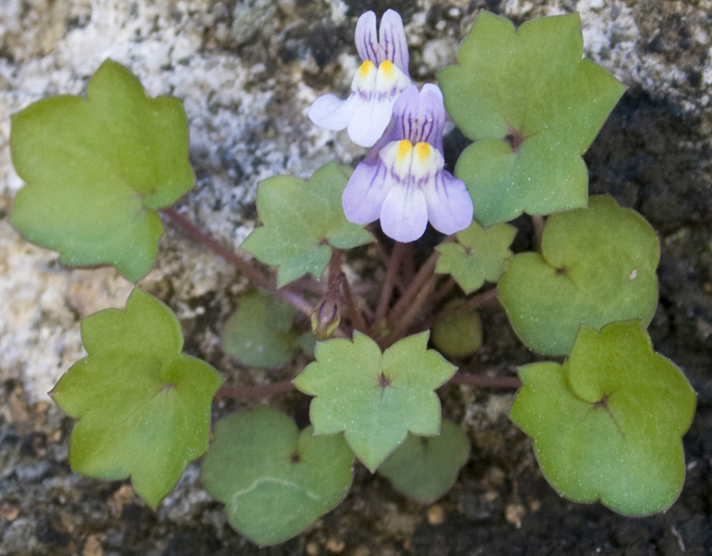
(293, 332, 457, 472)
(378, 419, 470, 503)
(242, 163, 373, 287)
(510, 320, 696, 516)
(221, 290, 301, 370)
(439, 12, 625, 226)
(10, 59, 194, 281)
(498, 196, 659, 356)
(201, 406, 353, 545)
(436, 221, 516, 293)
(50, 289, 223, 509)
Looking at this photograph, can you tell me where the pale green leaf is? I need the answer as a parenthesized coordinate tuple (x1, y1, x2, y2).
(293, 332, 457, 471)
(50, 289, 223, 508)
(10, 59, 194, 281)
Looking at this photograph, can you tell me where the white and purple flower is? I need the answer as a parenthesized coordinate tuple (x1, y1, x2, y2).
(342, 84, 474, 243)
(308, 10, 413, 147)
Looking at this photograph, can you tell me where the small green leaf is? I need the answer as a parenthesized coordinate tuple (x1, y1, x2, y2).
(242, 163, 373, 287)
(50, 289, 223, 509)
(498, 196, 659, 355)
(201, 406, 353, 545)
(10, 59, 194, 281)
(293, 332, 457, 472)
(436, 221, 516, 293)
(378, 419, 470, 503)
(431, 306, 483, 359)
(510, 320, 696, 516)
(439, 12, 625, 226)
(221, 290, 300, 370)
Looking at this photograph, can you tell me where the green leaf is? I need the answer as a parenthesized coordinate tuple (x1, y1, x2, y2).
(50, 289, 223, 509)
(293, 332, 457, 472)
(10, 59, 194, 281)
(221, 289, 300, 370)
(431, 306, 483, 359)
(436, 221, 516, 293)
(498, 196, 659, 355)
(378, 419, 470, 503)
(201, 406, 353, 545)
(439, 12, 625, 226)
(509, 320, 696, 516)
(242, 163, 373, 287)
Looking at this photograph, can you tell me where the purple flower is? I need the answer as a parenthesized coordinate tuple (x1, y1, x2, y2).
(342, 84, 474, 243)
(308, 10, 412, 148)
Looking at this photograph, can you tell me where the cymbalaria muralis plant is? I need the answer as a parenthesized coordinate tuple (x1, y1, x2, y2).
(9, 8, 696, 546)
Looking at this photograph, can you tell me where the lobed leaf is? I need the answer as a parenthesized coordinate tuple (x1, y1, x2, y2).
(378, 419, 470, 503)
(498, 196, 659, 355)
(201, 406, 353, 545)
(221, 289, 301, 370)
(293, 332, 457, 472)
(439, 12, 625, 226)
(510, 320, 696, 516)
(10, 59, 194, 281)
(50, 289, 223, 509)
(436, 221, 516, 293)
(242, 163, 373, 287)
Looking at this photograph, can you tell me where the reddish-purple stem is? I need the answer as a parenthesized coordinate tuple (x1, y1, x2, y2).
(449, 373, 522, 389)
(387, 248, 440, 325)
(424, 288, 499, 330)
(215, 372, 520, 403)
(431, 277, 457, 305)
(373, 242, 407, 327)
(161, 207, 313, 317)
(216, 380, 295, 401)
(381, 275, 437, 348)
(342, 272, 367, 333)
(401, 242, 415, 284)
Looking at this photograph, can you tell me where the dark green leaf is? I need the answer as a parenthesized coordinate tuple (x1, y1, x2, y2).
(201, 406, 353, 545)
(221, 290, 300, 370)
(378, 419, 470, 503)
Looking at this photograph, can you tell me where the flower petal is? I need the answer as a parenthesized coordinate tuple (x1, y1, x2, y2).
(389, 85, 420, 142)
(342, 160, 390, 225)
(308, 93, 361, 131)
(423, 170, 474, 235)
(355, 10, 378, 63)
(347, 92, 394, 147)
(380, 182, 429, 243)
(379, 9, 410, 74)
(414, 84, 446, 151)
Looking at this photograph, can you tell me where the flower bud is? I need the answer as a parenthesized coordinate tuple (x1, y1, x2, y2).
(311, 298, 341, 340)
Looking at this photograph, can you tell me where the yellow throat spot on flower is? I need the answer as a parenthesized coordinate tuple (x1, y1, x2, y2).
(359, 60, 375, 79)
(379, 60, 394, 79)
(415, 142, 431, 162)
(397, 140, 413, 162)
